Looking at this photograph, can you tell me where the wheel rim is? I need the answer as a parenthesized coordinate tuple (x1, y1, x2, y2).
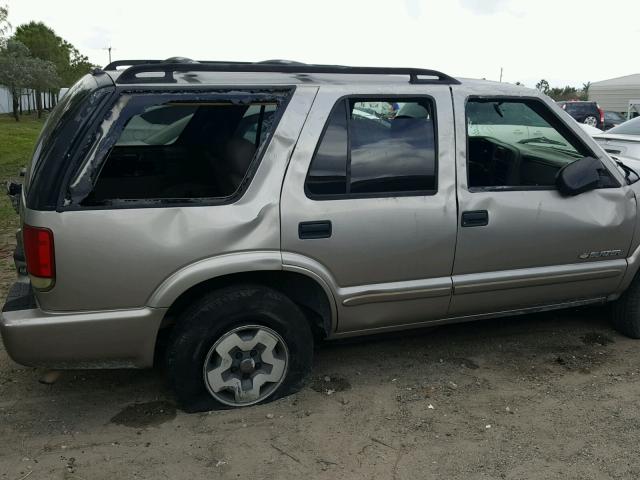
(584, 116, 597, 127)
(203, 325, 289, 407)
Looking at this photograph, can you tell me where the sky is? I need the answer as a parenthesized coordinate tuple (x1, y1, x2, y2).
(3, 0, 639, 88)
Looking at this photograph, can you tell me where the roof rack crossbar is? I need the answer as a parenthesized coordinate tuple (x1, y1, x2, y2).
(113, 61, 460, 85)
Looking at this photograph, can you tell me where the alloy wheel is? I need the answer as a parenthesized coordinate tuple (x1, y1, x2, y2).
(203, 325, 289, 407)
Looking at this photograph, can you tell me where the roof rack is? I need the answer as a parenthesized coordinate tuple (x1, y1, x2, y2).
(104, 59, 164, 70)
(104, 58, 254, 71)
(110, 59, 460, 85)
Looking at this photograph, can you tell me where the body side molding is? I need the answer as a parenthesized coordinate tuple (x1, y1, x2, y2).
(453, 260, 627, 295)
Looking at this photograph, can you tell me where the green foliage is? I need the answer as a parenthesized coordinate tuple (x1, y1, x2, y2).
(0, 39, 32, 94)
(14, 22, 67, 80)
(0, 39, 59, 92)
(547, 86, 581, 101)
(0, 4, 9, 48)
(59, 40, 95, 85)
(0, 114, 44, 228)
(536, 79, 590, 101)
(29, 58, 60, 91)
(0, 114, 43, 180)
(0, 4, 8, 34)
(0, 39, 61, 120)
(535, 79, 550, 94)
(13, 21, 95, 86)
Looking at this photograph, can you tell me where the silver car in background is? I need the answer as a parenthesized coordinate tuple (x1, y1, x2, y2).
(594, 116, 640, 160)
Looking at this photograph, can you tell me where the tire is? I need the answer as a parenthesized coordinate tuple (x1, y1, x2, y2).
(612, 277, 640, 339)
(166, 285, 314, 412)
(583, 116, 598, 127)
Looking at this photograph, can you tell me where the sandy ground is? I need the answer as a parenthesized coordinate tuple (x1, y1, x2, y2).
(2, 298, 640, 479)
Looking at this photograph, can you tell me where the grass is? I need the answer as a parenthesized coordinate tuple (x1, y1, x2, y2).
(0, 114, 45, 231)
(0, 114, 45, 297)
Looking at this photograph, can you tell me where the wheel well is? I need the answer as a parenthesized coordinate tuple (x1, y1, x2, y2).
(155, 271, 334, 362)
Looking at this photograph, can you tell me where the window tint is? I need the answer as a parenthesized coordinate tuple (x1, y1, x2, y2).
(466, 98, 591, 189)
(306, 98, 437, 197)
(85, 100, 280, 204)
(306, 101, 348, 195)
(608, 116, 640, 135)
(563, 102, 595, 114)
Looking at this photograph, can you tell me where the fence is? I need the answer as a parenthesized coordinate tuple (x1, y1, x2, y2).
(0, 85, 57, 115)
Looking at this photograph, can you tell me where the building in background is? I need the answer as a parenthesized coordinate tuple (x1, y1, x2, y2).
(589, 74, 640, 119)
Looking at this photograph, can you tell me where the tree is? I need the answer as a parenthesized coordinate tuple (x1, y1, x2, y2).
(535, 79, 550, 94)
(28, 58, 60, 98)
(14, 21, 96, 84)
(0, 38, 59, 121)
(12, 21, 96, 116)
(13, 22, 65, 116)
(581, 82, 591, 101)
(0, 40, 33, 121)
(546, 86, 580, 102)
(0, 4, 9, 36)
(59, 40, 95, 86)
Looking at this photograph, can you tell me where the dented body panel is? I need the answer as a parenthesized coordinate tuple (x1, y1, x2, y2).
(449, 84, 636, 315)
(25, 86, 318, 312)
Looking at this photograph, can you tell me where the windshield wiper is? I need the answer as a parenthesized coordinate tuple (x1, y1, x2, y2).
(518, 136, 567, 146)
(615, 160, 640, 185)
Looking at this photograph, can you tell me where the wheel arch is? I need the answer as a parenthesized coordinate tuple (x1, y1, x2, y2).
(150, 253, 338, 362)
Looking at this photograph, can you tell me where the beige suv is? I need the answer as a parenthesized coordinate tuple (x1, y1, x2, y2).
(3, 59, 640, 411)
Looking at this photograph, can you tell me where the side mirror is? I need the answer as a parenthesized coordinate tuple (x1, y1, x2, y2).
(556, 156, 602, 196)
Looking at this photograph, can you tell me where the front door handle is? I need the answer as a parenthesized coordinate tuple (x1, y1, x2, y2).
(299, 220, 332, 239)
(461, 210, 489, 227)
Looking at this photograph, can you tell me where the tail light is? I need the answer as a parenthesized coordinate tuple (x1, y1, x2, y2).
(598, 107, 604, 126)
(23, 225, 55, 290)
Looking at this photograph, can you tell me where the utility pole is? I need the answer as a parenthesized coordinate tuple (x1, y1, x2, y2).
(103, 45, 113, 64)
(499, 67, 503, 82)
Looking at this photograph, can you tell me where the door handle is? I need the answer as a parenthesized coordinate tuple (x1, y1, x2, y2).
(461, 210, 489, 227)
(299, 220, 332, 239)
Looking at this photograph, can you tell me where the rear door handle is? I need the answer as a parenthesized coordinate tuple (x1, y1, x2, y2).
(461, 210, 489, 227)
(299, 220, 332, 239)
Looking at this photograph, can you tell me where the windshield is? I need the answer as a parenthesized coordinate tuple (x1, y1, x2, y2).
(608, 116, 640, 136)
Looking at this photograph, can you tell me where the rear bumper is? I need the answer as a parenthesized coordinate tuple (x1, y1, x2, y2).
(1, 282, 166, 368)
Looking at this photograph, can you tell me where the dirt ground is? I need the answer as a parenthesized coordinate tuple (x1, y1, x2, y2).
(2, 299, 640, 480)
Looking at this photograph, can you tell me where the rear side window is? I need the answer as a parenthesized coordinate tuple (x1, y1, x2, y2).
(82, 98, 282, 205)
(306, 97, 437, 197)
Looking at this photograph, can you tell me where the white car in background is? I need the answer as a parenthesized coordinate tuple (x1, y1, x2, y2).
(579, 123, 603, 135)
(575, 121, 639, 179)
(593, 117, 640, 161)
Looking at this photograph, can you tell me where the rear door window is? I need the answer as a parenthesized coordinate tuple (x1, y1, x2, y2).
(306, 97, 437, 197)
